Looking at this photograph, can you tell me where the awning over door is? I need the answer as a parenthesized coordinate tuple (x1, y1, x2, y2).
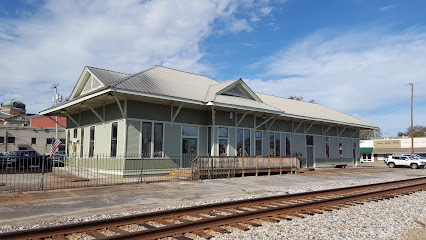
(360, 147, 373, 153)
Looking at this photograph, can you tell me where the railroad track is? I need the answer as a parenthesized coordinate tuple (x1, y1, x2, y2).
(1, 177, 425, 240)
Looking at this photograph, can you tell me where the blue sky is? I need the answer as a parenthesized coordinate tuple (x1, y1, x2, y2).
(1, 0, 425, 137)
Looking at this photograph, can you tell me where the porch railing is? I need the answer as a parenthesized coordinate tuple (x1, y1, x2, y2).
(191, 156, 300, 180)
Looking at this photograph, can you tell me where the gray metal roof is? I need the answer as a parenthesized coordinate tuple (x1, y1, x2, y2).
(43, 65, 377, 129)
(87, 66, 130, 85)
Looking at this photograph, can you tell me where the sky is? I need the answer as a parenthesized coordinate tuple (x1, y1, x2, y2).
(0, 0, 425, 137)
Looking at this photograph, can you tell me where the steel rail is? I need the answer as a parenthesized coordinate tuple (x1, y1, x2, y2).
(0, 177, 425, 240)
(101, 183, 426, 240)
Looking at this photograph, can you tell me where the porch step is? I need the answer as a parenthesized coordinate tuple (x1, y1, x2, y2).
(169, 169, 193, 179)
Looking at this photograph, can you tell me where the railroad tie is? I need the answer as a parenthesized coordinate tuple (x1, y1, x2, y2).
(229, 223, 250, 231)
(108, 226, 128, 234)
(86, 230, 107, 238)
(191, 230, 214, 239)
(261, 217, 280, 223)
(138, 223, 157, 230)
(242, 221, 262, 227)
(210, 226, 230, 234)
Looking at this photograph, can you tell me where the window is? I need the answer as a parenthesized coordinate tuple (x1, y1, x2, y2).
(255, 131, 262, 156)
(0, 137, 4, 144)
(269, 132, 281, 156)
(237, 129, 250, 156)
(182, 125, 197, 156)
(8, 137, 15, 144)
(142, 122, 152, 157)
(286, 133, 291, 157)
(208, 127, 212, 155)
(73, 128, 77, 138)
(110, 122, 118, 157)
(80, 128, 84, 157)
(339, 138, 343, 158)
(142, 122, 164, 158)
(31, 138, 36, 144)
(218, 127, 228, 156)
(89, 126, 95, 157)
(46, 138, 52, 144)
(153, 123, 163, 157)
(244, 129, 250, 156)
(306, 135, 314, 146)
(67, 130, 70, 144)
(325, 137, 330, 158)
(182, 126, 197, 137)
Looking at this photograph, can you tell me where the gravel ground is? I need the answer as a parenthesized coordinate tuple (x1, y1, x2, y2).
(0, 166, 425, 239)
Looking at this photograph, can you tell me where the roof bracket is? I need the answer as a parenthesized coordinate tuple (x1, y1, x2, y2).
(266, 116, 278, 130)
(255, 115, 275, 130)
(113, 94, 125, 118)
(304, 123, 315, 133)
(171, 103, 184, 124)
(84, 103, 104, 124)
(338, 127, 348, 137)
(47, 116, 66, 129)
(351, 129, 360, 138)
(323, 124, 335, 136)
(293, 120, 305, 133)
(236, 112, 248, 127)
(62, 112, 80, 127)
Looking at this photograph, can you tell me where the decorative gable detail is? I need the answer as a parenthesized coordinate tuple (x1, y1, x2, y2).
(68, 67, 105, 100)
(216, 78, 263, 103)
(81, 75, 102, 95)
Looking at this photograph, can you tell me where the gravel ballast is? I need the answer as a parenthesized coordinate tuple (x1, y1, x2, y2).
(0, 166, 425, 239)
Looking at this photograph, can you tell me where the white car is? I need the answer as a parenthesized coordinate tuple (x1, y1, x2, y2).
(385, 155, 426, 169)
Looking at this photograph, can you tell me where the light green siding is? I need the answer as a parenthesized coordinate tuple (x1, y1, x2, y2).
(215, 110, 234, 126)
(292, 122, 304, 134)
(175, 108, 208, 125)
(314, 136, 325, 158)
(127, 100, 170, 121)
(164, 124, 181, 155)
(306, 124, 322, 135)
(237, 114, 254, 128)
(105, 101, 124, 121)
(329, 137, 338, 158)
(199, 126, 208, 156)
(95, 123, 111, 156)
(343, 138, 352, 158)
(126, 120, 141, 156)
(269, 120, 292, 132)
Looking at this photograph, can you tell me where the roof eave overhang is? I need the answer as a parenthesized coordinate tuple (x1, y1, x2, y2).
(40, 88, 111, 115)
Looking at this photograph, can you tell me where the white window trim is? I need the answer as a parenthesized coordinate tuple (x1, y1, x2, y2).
(255, 130, 263, 156)
(218, 127, 229, 156)
(181, 125, 199, 156)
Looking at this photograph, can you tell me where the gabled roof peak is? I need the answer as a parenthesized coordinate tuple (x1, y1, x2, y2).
(86, 66, 129, 76)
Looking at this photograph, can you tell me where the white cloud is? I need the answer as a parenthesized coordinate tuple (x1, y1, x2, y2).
(380, 4, 398, 12)
(246, 29, 426, 134)
(0, 0, 277, 113)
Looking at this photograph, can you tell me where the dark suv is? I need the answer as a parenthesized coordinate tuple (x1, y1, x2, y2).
(0, 150, 46, 170)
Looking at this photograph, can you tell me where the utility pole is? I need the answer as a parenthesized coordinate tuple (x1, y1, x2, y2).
(51, 84, 59, 140)
(409, 83, 414, 154)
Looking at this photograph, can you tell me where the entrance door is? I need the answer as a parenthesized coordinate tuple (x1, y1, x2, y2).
(306, 146, 314, 167)
(182, 138, 197, 168)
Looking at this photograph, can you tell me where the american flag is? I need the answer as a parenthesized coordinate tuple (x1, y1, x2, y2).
(49, 137, 62, 157)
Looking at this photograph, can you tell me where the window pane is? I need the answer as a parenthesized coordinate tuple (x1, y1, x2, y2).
(244, 129, 250, 156)
(325, 137, 330, 158)
(73, 129, 77, 138)
(275, 133, 280, 157)
(153, 123, 163, 157)
(237, 129, 243, 156)
(219, 139, 227, 156)
(0, 137, 4, 143)
(256, 131, 262, 139)
(89, 126, 95, 157)
(208, 127, 211, 155)
(31, 138, 36, 144)
(8, 137, 15, 144)
(256, 139, 262, 156)
(219, 127, 228, 138)
(269, 132, 274, 156)
(286, 133, 291, 157)
(46, 138, 52, 144)
(80, 128, 84, 157)
(306, 135, 314, 145)
(111, 122, 118, 157)
(142, 122, 152, 157)
(182, 126, 197, 137)
(339, 138, 343, 158)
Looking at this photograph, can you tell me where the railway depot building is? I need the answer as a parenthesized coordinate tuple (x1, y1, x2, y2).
(40, 66, 377, 170)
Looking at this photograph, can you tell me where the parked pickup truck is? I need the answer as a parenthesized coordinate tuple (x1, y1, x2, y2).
(385, 154, 426, 169)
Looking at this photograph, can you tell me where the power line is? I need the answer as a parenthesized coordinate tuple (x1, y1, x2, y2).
(358, 98, 411, 117)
